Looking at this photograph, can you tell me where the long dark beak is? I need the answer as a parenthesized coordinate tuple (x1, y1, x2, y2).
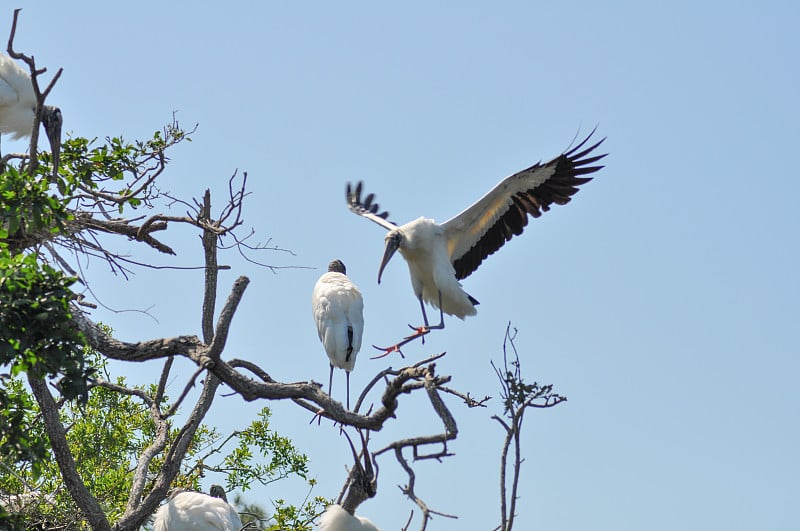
(42, 106, 63, 176)
(377, 237, 399, 284)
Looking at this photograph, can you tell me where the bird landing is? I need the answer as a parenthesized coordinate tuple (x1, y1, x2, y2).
(347, 130, 606, 358)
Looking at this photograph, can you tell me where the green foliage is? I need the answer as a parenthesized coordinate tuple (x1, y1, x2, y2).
(0, 250, 91, 402)
(0, 506, 25, 531)
(235, 490, 330, 531)
(57, 122, 190, 213)
(0, 164, 71, 251)
(0, 376, 48, 471)
(0, 349, 319, 530)
(224, 408, 310, 491)
(268, 494, 330, 531)
(0, 349, 149, 528)
(1, 121, 319, 529)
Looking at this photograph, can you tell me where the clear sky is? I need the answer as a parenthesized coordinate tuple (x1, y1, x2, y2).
(7, 2, 799, 530)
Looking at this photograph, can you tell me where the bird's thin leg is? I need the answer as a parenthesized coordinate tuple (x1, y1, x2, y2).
(420, 297, 431, 327)
(417, 291, 444, 330)
(415, 297, 430, 345)
(346, 371, 350, 410)
(431, 291, 445, 329)
(310, 364, 335, 425)
(372, 294, 446, 358)
(408, 291, 444, 333)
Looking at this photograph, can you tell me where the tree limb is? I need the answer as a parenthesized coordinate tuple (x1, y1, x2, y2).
(27, 374, 111, 531)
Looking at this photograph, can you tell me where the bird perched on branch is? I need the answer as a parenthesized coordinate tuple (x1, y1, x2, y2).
(152, 484, 242, 531)
(0, 53, 62, 168)
(347, 131, 606, 352)
(312, 259, 364, 409)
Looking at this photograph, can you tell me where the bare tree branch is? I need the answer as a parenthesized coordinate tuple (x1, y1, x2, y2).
(491, 323, 567, 531)
(7, 9, 62, 176)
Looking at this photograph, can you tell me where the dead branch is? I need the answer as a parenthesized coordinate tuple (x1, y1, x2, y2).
(338, 430, 378, 514)
(491, 323, 567, 531)
(7, 9, 62, 176)
(371, 365, 459, 530)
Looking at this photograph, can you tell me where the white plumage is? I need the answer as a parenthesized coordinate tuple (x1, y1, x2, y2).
(312, 259, 364, 409)
(318, 504, 381, 531)
(152, 486, 242, 531)
(346, 132, 606, 334)
(0, 53, 62, 164)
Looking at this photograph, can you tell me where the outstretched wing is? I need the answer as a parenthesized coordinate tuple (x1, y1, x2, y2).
(442, 131, 606, 280)
(346, 181, 397, 231)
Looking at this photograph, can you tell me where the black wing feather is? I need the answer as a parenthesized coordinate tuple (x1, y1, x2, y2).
(452, 133, 607, 280)
(346, 181, 396, 227)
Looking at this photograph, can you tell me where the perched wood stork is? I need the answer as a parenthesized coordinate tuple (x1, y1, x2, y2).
(152, 485, 242, 531)
(0, 53, 62, 167)
(318, 504, 381, 531)
(312, 259, 365, 409)
(347, 132, 606, 351)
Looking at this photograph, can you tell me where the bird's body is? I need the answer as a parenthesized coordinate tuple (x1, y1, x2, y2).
(152, 487, 242, 531)
(392, 217, 478, 319)
(347, 132, 606, 334)
(318, 504, 381, 531)
(312, 260, 364, 408)
(0, 53, 62, 165)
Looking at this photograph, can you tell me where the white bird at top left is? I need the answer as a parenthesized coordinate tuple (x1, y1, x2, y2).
(0, 53, 62, 167)
(312, 259, 365, 410)
(152, 484, 242, 531)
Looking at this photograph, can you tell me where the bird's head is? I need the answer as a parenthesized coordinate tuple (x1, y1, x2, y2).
(378, 230, 403, 284)
(328, 259, 346, 274)
(41, 105, 62, 173)
(208, 484, 228, 502)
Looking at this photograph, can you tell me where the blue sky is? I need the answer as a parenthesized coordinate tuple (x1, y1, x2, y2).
(8, 2, 799, 530)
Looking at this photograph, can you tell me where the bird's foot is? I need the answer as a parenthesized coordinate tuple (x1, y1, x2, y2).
(408, 323, 431, 345)
(309, 408, 327, 426)
(371, 326, 431, 359)
(370, 342, 405, 359)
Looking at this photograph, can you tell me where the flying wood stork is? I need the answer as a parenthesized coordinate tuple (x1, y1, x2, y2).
(318, 504, 381, 531)
(0, 53, 62, 168)
(152, 484, 242, 531)
(312, 259, 365, 409)
(347, 132, 606, 351)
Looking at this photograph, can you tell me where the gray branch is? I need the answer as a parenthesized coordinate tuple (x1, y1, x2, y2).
(27, 375, 112, 531)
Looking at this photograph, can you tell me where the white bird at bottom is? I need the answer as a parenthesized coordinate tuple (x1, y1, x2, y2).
(152, 484, 242, 531)
(312, 259, 364, 409)
(318, 504, 381, 531)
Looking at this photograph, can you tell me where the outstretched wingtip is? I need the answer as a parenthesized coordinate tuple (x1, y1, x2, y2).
(564, 127, 607, 158)
(345, 181, 397, 229)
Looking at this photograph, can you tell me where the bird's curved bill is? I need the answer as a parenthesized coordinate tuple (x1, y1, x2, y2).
(377, 238, 399, 284)
(43, 110, 62, 176)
